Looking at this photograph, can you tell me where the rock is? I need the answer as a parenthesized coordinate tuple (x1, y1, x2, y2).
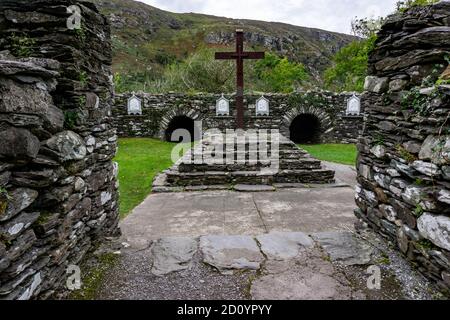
(151, 237, 198, 276)
(312, 232, 374, 265)
(441, 65, 450, 80)
(437, 189, 450, 205)
(256, 232, 314, 260)
(389, 79, 408, 91)
(443, 166, 450, 180)
(380, 205, 397, 222)
(403, 141, 421, 154)
(250, 253, 353, 300)
(0, 127, 40, 160)
(100, 191, 112, 205)
(0, 188, 38, 222)
(412, 160, 441, 176)
(199, 235, 264, 274)
(44, 131, 87, 162)
(18, 272, 41, 300)
(0, 211, 40, 242)
(370, 145, 386, 158)
(377, 121, 397, 132)
(417, 213, 450, 251)
(364, 76, 389, 93)
(402, 186, 436, 210)
(419, 135, 450, 165)
(359, 164, 372, 179)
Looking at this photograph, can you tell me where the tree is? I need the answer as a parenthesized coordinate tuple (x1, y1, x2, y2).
(159, 47, 235, 93)
(323, 35, 376, 93)
(396, 0, 439, 12)
(254, 53, 309, 93)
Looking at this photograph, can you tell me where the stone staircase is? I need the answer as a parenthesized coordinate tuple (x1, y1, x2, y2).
(153, 132, 335, 192)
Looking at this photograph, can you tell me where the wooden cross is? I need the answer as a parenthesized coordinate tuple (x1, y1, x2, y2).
(215, 29, 265, 129)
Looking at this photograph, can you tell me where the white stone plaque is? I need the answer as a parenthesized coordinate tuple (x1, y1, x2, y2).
(256, 96, 269, 116)
(216, 94, 230, 116)
(346, 94, 360, 115)
(127, 95, 142, 115)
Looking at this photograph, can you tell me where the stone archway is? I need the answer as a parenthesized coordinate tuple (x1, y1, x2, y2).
(159, 109, 202, 142)
(289, 114, 322, 144)
(281, 106, 333, 144)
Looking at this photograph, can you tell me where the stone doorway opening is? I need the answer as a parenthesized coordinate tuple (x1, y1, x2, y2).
(289, 114, 322, 144)
(165, 115, 197, 142)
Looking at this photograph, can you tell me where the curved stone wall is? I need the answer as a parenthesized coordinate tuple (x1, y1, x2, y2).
(355, 1, 450, 292)
(0, 0, 120, 299)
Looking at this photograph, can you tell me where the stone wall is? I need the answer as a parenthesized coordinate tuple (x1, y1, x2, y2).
(0, 0, 120, 299)
(355, 1, 450, 292)
(112, 92, 363, 144)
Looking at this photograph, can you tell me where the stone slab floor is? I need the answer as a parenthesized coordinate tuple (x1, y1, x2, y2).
(93, 163, 442, 300)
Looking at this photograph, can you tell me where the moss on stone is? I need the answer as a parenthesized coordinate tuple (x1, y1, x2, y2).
(69, 252, 119, 300)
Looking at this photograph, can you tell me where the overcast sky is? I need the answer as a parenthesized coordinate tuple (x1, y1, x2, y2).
(137, 0, 399, 34)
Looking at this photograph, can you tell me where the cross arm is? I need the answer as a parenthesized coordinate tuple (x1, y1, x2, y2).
(244, 52, 265, 59)
(215, 52, 235, 60)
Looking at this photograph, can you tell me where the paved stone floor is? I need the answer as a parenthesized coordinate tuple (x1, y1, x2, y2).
(93, 162, 442, 300)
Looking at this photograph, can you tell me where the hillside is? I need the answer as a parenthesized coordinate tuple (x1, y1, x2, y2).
(90, 0, 358, 87)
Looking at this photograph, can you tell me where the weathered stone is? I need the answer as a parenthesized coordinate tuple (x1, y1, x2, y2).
(0, 127, 40, 160)
(380, 204, 397, 222)
(364, 76, 389, 93)
(44, 131, 87, 162)
(443, 166, 450, 180)
(199, 235, 264, 274)
(412, 160, 441, 176)
(0, 211, 40, 242)
(370, 145, 386, 158)
(312, 232, 373, 265)
(437, 189, 450, 205)
(0, 188, 38, 222)
(389, 79, 408, 91)
(256, 232, 314, 260)
(151, 237, 198, 276)
(377, 121, 397, 132)
(417, 213, 450, 251)
(403, 141, 421, 154)
(419, 135, 450, 165)
(234, 184, 275, 192)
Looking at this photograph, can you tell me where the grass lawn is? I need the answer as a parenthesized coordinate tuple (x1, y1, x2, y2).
(115, 138, 179, 218)
(115, 139, 357, 217)
(299, 144, 357, 166)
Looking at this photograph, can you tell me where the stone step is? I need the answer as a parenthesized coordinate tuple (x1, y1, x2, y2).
(165, 168, 335, 186)
(183, 149, 310, 162)
(178, 159, 322, 172)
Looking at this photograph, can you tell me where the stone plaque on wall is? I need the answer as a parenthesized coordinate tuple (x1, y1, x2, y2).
(346, 94, 360, 115)
(216, 94, 230, 116)
(127, 95, 142, 115)
(256, 96, 269, 116)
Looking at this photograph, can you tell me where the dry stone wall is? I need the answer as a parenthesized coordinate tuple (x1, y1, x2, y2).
(0, 0, 120, 299)
(356, 1, 450, 292)
(112, 92, 364, 144)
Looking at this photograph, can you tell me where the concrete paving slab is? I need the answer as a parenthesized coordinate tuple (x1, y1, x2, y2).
(121, 186, 357, 248)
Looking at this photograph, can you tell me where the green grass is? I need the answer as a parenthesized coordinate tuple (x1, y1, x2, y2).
(115, 138, 180, 218)
(299, 144, 357, 166)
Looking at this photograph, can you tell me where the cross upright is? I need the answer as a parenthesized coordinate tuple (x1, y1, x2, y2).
(215, 29, 265, 129)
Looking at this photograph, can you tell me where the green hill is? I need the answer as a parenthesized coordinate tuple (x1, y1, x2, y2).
(91, 0, 358, 88)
